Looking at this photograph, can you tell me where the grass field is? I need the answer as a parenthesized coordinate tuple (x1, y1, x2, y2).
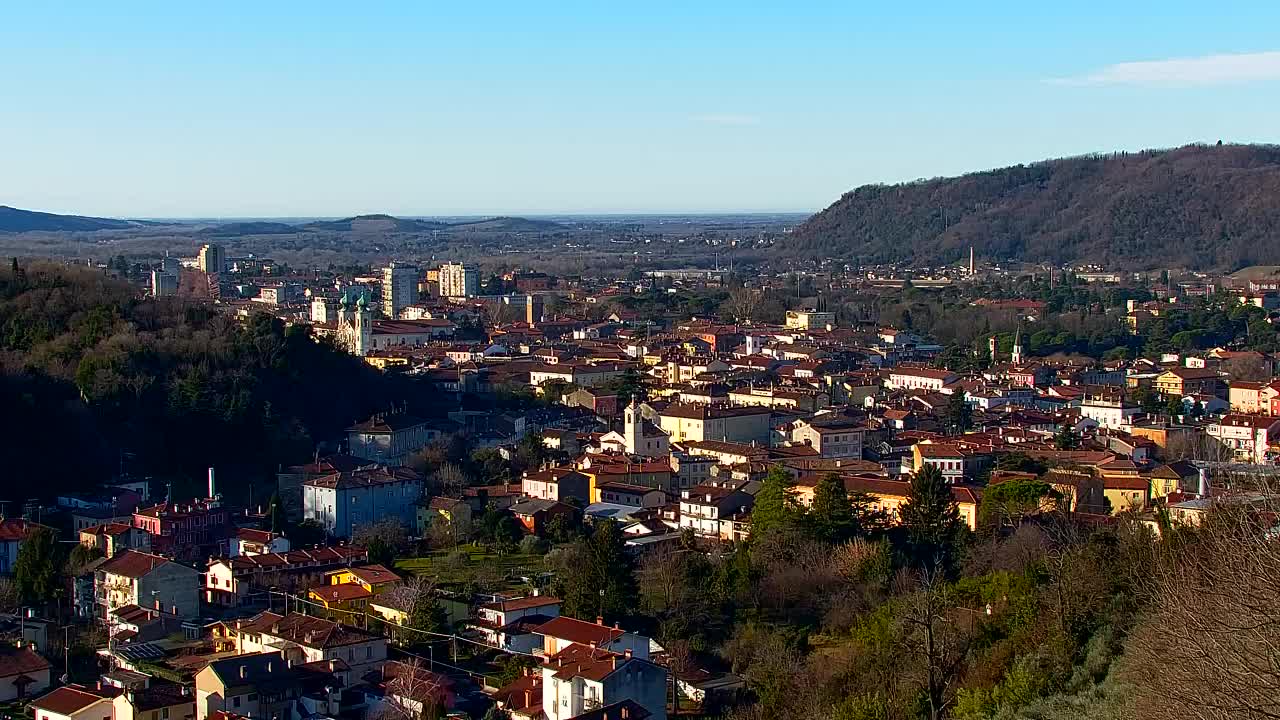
(395, 543, 549, 588)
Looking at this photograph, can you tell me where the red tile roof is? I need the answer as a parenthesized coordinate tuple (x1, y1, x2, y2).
(99, 550, 170, 578)
(31, 685, 116, 715)
(533, 616, 624, 647)
(0, 644, 51, 679)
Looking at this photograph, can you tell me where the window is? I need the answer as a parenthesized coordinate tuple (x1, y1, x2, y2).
(233, 697, 241, 708)
(248, 694, 258, 702)
(162, 709, 170, 719)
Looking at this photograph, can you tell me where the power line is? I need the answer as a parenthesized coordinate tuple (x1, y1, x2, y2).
(263, 589, 544, 658)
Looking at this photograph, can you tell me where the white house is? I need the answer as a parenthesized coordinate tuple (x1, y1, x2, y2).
(540, 643, 667, 720)
(885, 368, 956, 392)
(0, 644, 50, 701)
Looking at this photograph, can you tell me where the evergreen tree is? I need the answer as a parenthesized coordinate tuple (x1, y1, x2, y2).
(946, 391, 972, 435)
(407, 584, 448, 634)
(1053, 424, 1080, 450)
(268, 492, 285, 534)
(751, 466, 799, 538)
(557, 519, 637, 621)
(13, 527, 60, 604)
(899, 465, 963, 572)
(588, 519, 638, 619)
(809, 473, 855, 543)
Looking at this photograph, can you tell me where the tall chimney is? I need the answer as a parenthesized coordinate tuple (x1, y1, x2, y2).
(208, 468, 217, 498)
(1198, 467, 1210, 497)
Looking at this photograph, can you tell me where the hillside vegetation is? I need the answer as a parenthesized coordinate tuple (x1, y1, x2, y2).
(791, 144, 1280, 270)
(0, 261, 441, 502)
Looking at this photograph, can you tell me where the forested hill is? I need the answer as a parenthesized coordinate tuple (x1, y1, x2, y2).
(0, 261, 442, 503)
(790, 144, 1280, 270)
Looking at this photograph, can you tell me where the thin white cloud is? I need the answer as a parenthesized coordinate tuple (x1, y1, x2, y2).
(1052, 50, 1280, 87)
(692, 114, 762, 127)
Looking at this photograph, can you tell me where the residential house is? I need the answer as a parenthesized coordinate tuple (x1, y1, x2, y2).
(416, 497, 473, 541)
(841, 476, 981, 531)
(113, 683, 195, 720)
(0, 519, 54, 575)
(564, 388, 620, 418)
(193, 651, 345, 720)
(0, 643, 51, 701)
(540, 643, 667, 720)
(1148, 461, 1200, 501)
(228, 612, 388, 673)
(1154, 368, 1224, 398)
(367, 660, 457, 718)
(205, 545, 369, 607)
(911, 443, 972, 484)
(592, 483, 667, 509)
(96, 550, 201, 620)
(885, 368, 956, 392)
(470, 595, 563, 653)
(657, 404, 772, 445)
(679, 485, 754, 540)
(31, 685, 117, 720)
(229, 529, 290, 558)
(132, 499, 230, 561)
(523, 469, 593, 504)
(532, 616, 652, 660)
(1206, 414, 1280, 464)
(302, 466, 423, 539)
(529, 362, 632, 389)
(308, 564, 401, 612)
(345, 413, 432, 467)
(791, 419, 865, 458)
(1079, 391, 1142, 429)
(509, 499, 578, 536)
(1228, 381, 1271, 414)
(79, 523, 150, 558)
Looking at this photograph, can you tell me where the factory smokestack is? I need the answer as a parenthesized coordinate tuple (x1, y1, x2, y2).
(208, 467, 217, 498)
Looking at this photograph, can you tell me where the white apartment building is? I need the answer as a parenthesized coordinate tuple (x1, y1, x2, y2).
(381, 262, 418, 318)
(785, 309, 835, 331)
(439, 262, 479, 298)
(885, 368, 957, 391)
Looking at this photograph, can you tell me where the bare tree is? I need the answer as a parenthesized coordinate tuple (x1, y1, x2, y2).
(374, 658, 444, 720)
(1127, 500, 1280, 720)
(897, 568, 980, 720)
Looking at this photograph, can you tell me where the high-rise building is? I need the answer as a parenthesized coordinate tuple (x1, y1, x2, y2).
(151, 269, 178, 297)
(381, 262, 418, 318)
(198, 244, 226, 274)
(439, 262, 479, 299)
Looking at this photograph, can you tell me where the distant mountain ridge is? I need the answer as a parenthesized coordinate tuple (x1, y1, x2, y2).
(790, 144, 1280, 271)
(302, 214, 451, 233)
(0, 205, 159, 233)
(0, 207, 568, 236)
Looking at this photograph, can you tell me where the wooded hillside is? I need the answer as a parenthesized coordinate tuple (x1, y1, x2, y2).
(791, 144, 1280, 270)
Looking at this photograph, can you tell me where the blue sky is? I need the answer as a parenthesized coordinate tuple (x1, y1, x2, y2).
(3, 2, 1280, 217)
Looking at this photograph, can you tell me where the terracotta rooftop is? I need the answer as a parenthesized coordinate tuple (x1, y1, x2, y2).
(100, 550, 171, 578)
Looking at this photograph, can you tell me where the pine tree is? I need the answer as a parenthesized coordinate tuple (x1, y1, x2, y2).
(809, 473, 854, 543)
(899, 465, 963, 572)
(751, 466, 799, 538)
(1053, 424, 1080, 450)
(589, 519, 638, 619)
(946, 391, 972, 435)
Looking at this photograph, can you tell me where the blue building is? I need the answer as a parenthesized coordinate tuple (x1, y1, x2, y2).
(302, 466, 423, 538)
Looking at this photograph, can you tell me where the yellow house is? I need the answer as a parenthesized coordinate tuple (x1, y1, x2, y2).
(1153, 367, 1222, 398)
(363, 355, 411, 370)
(307, 564, 401, 611)
(799, 475, 980, 531)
